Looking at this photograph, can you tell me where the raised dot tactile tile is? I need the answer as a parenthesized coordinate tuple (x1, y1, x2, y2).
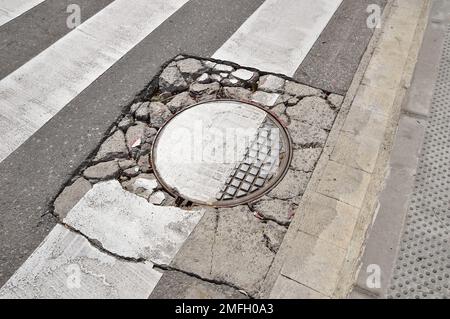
(388, 25, 450, 299)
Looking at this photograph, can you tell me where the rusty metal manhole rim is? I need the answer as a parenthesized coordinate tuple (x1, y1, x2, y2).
(150, 99, 293, 208)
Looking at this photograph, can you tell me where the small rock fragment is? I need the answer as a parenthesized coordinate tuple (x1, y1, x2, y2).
(118, 115, 134, 131)
(134, 102, 150, 121)
(231, 69, 255, 81)
(94, 130, 128, 162)
(126, 122, 155, 150)
(190, 82, 220, 96)
(222, 77, 239, 86)
(149, 102, 172, 128)
(167, 92, 196, 113)
(210, 74, 222, 82)
(176, 58, 206, 76)
(159, 66, 188, 93)
(203, 60, 216, 69)
(138, 155, 152, 173)
(213, 64, 234, 73)
(118, 159, 136, 170)
(196, 73, 210, 84)
(149, 191, 165, 205)
(223, 87, 251, 100)
(123, 166, 140, 178)
(83, 161, 120, 181)
(130, 102, 142, 114)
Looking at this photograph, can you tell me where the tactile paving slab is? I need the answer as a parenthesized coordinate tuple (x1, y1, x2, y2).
(388, 25, 450, 299)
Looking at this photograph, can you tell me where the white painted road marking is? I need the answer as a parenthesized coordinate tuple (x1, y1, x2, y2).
(0, 0, 45, 27)
(0, 180, 204, 298)
(0, 0, 189, 163)
(0, 225, 162, 299)
(213, 0, 343, 75)
(64, 180, 204, 265)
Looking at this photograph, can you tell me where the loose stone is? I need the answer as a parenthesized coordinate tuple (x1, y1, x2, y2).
(83, 161, 120, 181)
(231, 69, 255, 81)
(134, 101, 150, 121)
(196, 73, 210, 84)
(138, 155, 152, 173)
(94, 130, 128, 162)
(118, 115, 134, 131)
(176, 58, 206, 76)
(189, 82, 220, 96)
(149, 102, 172, 128)
(123, 166, 140, 178)
(130, 102, 142, 115)
(223, 87, 251, 100)
(149, 191, 166, 205)
(159, 66, 188, 93)
(213, 64, 234, 73)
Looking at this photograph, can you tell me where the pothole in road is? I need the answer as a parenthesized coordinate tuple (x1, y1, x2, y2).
(52, 55, 344, 298)
(151, 100, 292, 207)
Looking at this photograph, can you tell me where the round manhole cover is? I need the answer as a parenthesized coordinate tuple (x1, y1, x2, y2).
(151, 100, 292, 207)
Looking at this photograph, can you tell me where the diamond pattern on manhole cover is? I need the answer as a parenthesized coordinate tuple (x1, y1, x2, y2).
(151, 100, 292, 207)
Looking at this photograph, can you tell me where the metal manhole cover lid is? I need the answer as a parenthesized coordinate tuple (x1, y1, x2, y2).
(151, 100, 292, 207)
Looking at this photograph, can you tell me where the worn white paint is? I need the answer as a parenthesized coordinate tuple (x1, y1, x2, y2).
(0, 225, 161, 299)
(0, 0, 189, 163)
(0, 0, 45, 27)
(213, 0, 343, 75)
(154, 101, 266, 204)
(64, 180, 204, 265)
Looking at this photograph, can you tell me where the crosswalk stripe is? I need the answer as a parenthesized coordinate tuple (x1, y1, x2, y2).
(0, 0, 189, 163)
(0, 0, 45, 27)
(213, 0, 343, 76)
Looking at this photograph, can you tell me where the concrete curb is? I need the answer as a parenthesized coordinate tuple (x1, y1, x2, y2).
(264, 0, 430, 299)
(352, 0, 446, 299)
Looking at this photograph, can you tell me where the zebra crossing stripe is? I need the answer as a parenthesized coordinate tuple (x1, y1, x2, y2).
(0, 0, 45, 27)
(0, 0, 189, 163)
(213, 0, 343, 75)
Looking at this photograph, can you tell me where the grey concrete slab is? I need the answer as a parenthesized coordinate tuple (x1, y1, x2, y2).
(0, 0, 114, 79)
(294, 0, 388, 95)
(0, 0, 266, 287)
